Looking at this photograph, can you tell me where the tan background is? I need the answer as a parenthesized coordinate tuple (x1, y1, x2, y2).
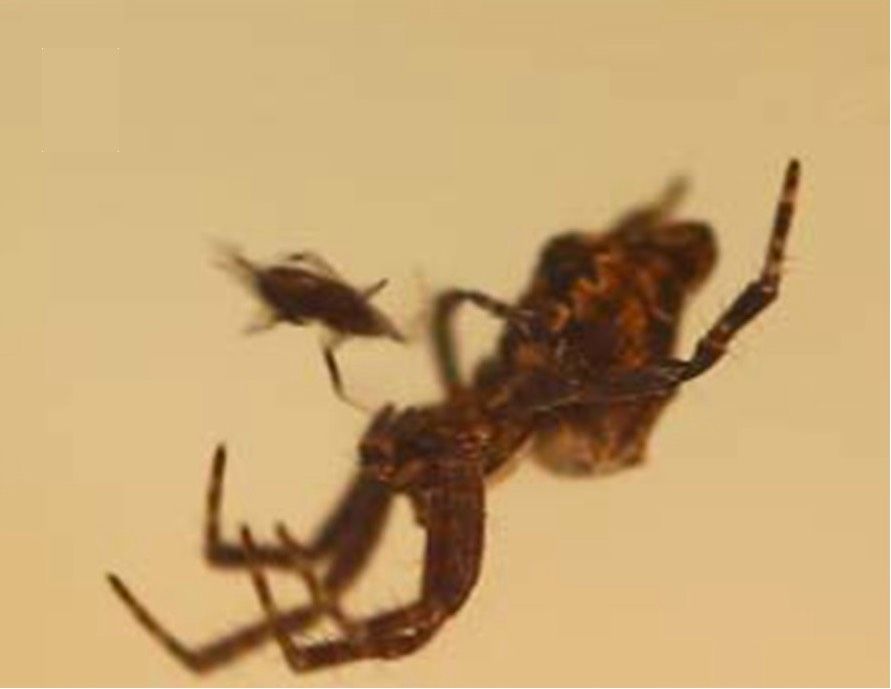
(2, 1, 886, 685)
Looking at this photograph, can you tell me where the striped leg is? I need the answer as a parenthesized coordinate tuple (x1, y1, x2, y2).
(528, 159, 802, 410)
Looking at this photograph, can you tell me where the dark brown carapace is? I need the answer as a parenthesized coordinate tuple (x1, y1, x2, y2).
(109, 160, 801, 673)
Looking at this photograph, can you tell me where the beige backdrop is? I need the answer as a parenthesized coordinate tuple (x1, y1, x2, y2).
(3, 1, 887, 686)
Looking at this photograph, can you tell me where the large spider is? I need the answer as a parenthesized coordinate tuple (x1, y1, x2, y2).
(108, 160, 800, 673)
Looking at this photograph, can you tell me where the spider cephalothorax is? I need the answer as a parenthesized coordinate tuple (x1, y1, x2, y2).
(109, 160, 800, 673)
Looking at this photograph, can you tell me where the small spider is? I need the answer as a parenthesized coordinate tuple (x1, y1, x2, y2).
(108, 160, 800, 673)
(218, 246, 405, 405)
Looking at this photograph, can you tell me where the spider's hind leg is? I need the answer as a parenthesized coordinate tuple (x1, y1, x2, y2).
(677, 158, 800, 381)
(521, 160, 801, 415)
(549, 159, 801, 407)
(106, 573, 322, 673)
(107, 454, 394, 673)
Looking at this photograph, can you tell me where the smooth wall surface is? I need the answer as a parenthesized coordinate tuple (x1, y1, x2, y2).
(4, 1, 887, 685)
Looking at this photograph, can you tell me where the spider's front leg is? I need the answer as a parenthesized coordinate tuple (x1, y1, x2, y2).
(242, 463, 485, 672)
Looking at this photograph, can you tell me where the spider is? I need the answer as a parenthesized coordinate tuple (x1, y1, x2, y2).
(108, 160, 800, 673)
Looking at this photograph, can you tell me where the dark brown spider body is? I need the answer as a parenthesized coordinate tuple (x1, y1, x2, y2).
(109, 161, 800, 674)
(479, 211, 719, 475)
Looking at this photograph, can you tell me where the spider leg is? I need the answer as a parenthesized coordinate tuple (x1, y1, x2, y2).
(204, 445, 290, 568)
(241, 465, 485, 672)
(431, 288, 531, 393)
(106, 574, 321, 673)
(526, 159, 801, 410)
(677, 158, 800, 379)
(138, 514, 386, 674)
(205, 445, 392, 571)
(268, 523, 365, 639)
(107, 459, 394, 673)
